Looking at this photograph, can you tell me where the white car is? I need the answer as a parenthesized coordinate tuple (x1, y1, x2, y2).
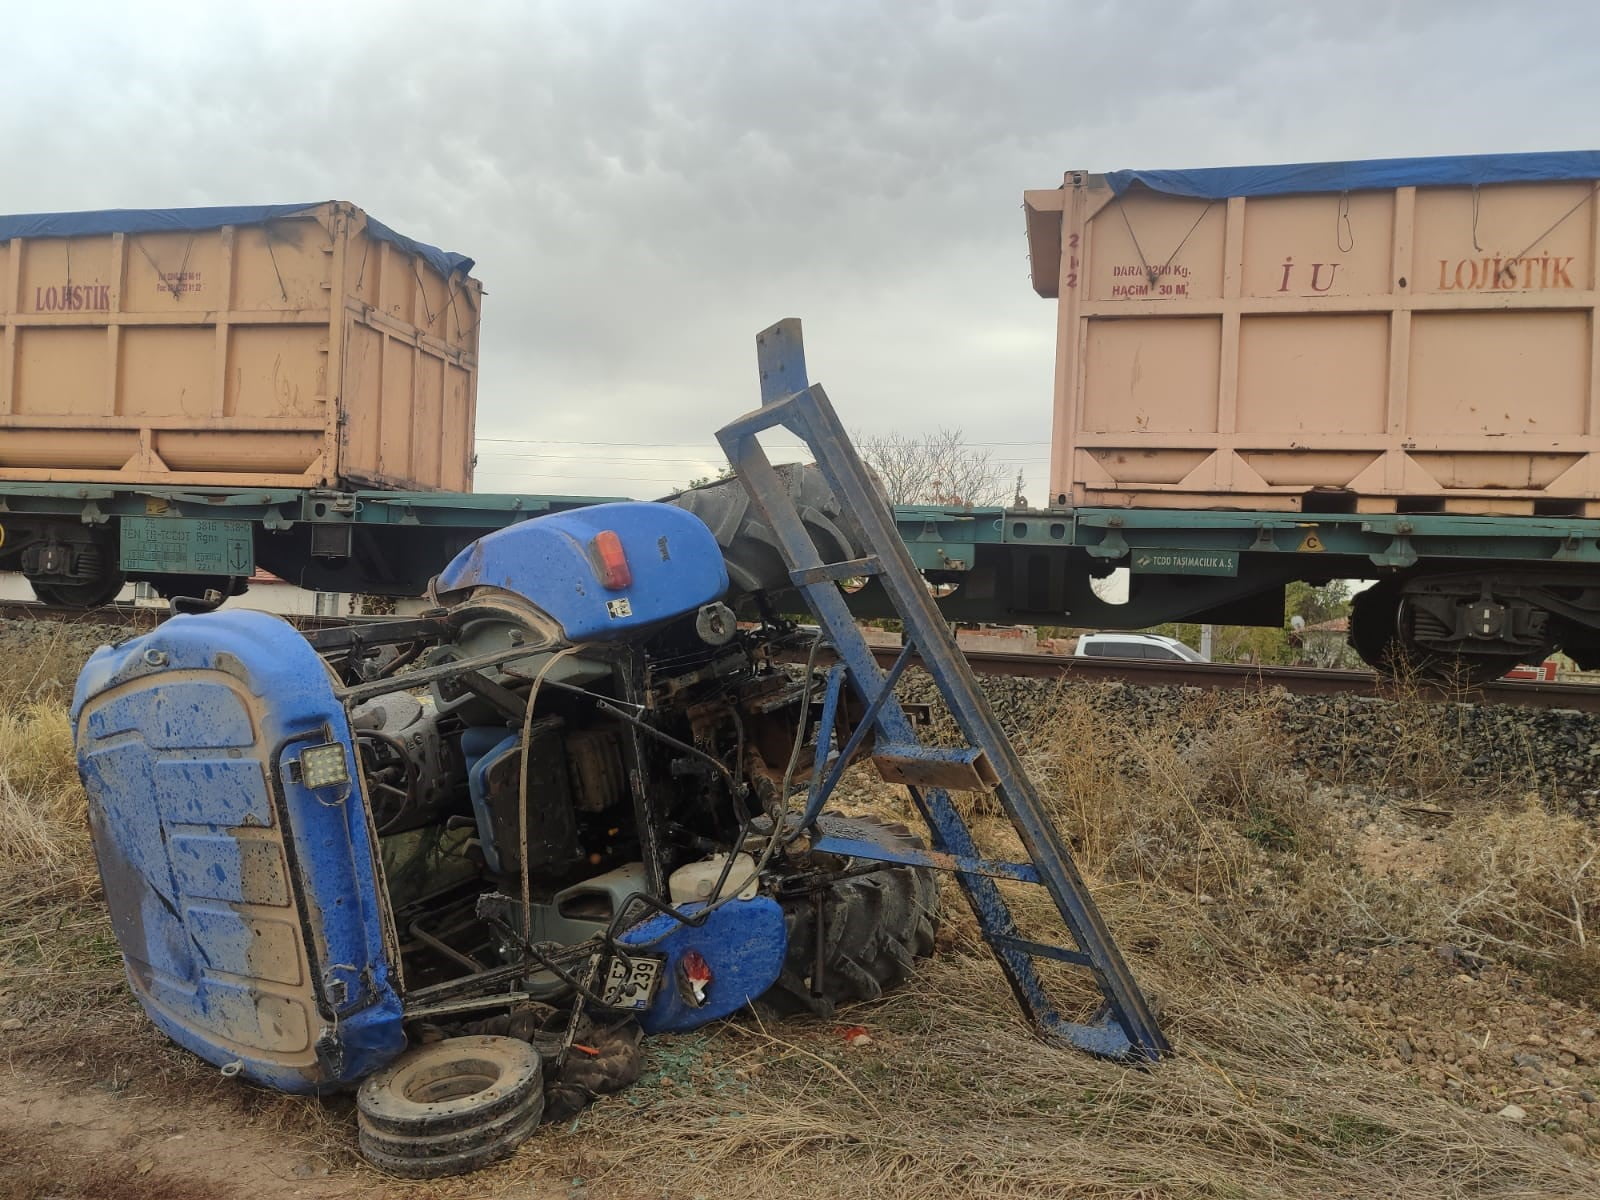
(1074, 632, 1209, 663)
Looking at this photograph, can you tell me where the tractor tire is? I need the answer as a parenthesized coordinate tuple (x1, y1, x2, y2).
(358, 1104, 544, 1178)
(665, 464, 865, 598)
(356, 1036, 544, 1178)
(766, 813, 940, 1017)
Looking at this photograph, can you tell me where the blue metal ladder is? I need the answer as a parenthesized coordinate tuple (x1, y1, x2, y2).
(717, 318, 1168, 1061)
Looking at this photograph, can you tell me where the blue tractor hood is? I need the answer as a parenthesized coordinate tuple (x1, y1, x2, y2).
(433, 502, 730, 641)
(71, 611, 403, 1093)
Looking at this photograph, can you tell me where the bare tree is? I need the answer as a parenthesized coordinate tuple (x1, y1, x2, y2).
(856, 427, 1019, 507)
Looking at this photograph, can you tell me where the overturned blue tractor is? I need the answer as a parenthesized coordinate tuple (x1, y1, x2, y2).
(71, 470, 942, 1171)
(72, 324, 1165, 1178)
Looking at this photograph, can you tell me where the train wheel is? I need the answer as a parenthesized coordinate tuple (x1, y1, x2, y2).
(1348, 580, 1402, 673)
(29, 570, 126, 609)
(1349, 580, 1518, 685)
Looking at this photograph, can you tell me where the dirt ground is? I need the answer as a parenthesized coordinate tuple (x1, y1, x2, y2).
(0, 1072, 373, 1200)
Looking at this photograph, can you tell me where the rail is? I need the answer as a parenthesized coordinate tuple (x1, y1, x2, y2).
(0, 601, 360, 631)
(788, 645, 1600, 714)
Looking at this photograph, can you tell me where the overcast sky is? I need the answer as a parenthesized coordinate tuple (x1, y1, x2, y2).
(7, 0, 1599, 499)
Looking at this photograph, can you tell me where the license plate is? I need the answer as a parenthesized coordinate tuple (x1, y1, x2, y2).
(602, 953, 664, 1010)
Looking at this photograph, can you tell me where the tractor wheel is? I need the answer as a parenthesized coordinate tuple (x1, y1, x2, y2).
(765, 813, 940, 1017)
(665, 464, 865, 598)
(356, 1035, 544, 1178)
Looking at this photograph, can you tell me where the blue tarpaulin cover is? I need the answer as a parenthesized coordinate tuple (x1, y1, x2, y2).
(0, 202, 474, 277)
(1106, 151, 1600, 200)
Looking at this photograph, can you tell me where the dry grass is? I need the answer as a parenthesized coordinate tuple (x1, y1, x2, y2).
(0, 703, 84, 875)
(2, 639, 1598, 1198)
(1011, 684, 1600, 968)
(546, 950, 1596, 1200)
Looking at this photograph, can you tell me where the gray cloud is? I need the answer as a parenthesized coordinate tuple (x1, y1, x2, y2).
(5, 0, 1599, 495)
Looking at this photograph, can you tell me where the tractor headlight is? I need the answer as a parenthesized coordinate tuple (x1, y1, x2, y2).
(297, 742, 351, 789)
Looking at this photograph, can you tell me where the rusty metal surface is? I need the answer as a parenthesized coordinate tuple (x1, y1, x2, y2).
(870, 746, 998, 791)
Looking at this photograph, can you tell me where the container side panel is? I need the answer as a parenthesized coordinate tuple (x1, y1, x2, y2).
(1237, 314, 1390, 433)
(447, 283, 482, 355)
(232, 218, 333, 311)
(411, 353, 444, 487)
(1084, 447, 1210, 486)
(226, 326, 327, 419)
(442, 362, 473, 491)
(349, 233, 382, 310)
(376, 245, 414, 326)
(14, 327, 108, 415)
(0, 431, 137, 470)
(1410, 451, 1582, 490)
(1413, 182, 1594, 296)
(118, 328, 214, 419)
(1241, 192, 1394, 297)
(1409, 311, 1587, 436)
(155, 431, 321, 475)
(416, 268, 450, 342)
(19, 236, 116, 314)
(378, 340, 415, 483)
(122, 231, 222, 313)
(1240, 451, 1382, 488)
(340, 321, 385, 484)
(1087, 193, 1224, 302)
(1082, 317, 1220, 433)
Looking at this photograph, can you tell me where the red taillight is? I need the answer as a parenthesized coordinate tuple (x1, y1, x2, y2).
(680, 949, 711, 1006)
(593, 530, 632, 589)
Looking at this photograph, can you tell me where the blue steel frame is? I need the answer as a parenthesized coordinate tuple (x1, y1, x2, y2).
(716, 318, 1169, 1062)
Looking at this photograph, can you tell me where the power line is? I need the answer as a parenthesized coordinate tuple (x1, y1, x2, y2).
(476, 452, 1051, 469)
(477, 450, 766, 464)
(477, 435, 1051, 449)
(475, 474, 693, 486)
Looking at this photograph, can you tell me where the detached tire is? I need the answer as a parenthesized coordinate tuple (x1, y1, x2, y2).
(356, 1035, 544, 1179)
(665, 464, 865, 597)
(767, 813, 940, 1017)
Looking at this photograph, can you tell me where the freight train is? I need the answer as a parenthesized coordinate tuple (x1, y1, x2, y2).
(5, 158, 1600, 681)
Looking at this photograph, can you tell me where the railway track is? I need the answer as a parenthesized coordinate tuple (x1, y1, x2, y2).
(795, 647, 1600, 714)
(6, 600, 1599, 713)
(0, 601, 360, 631)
